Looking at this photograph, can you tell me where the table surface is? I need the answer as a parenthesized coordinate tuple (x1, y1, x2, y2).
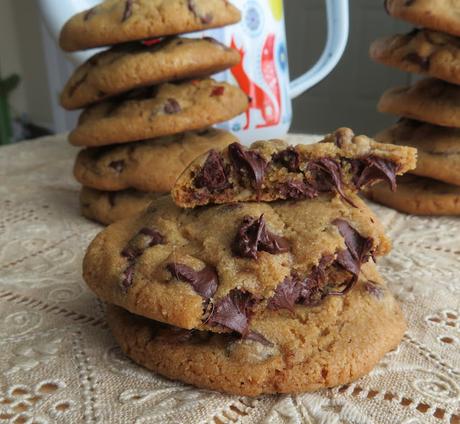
(0, 134, 459, 424)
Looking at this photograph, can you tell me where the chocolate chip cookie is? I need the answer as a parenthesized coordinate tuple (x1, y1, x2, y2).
(370, 29, 460, 85)
(384, 0, 460, 38)
(69, 79, 249, 147)
(366, 174, 460, 216)
(83, 193, 391, 331)
(61, 37, 241, 110)
(75, 129, 237, 192)
(375, 119, 460, 186)
(107, 261, 406, 396)
(80, 187, 161, 225)
(378, 78, 460, 128)
(172, 128, 417, 208)
(60, 0, 241, 52)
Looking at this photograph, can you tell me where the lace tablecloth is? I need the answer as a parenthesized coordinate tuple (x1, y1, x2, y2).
(0, 133, 459, 424)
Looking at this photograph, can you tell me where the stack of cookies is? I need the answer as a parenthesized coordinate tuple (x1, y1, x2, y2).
(83, 129, 417, 396)
(368, 0, 460, 215)
(59, 0, 248, 225)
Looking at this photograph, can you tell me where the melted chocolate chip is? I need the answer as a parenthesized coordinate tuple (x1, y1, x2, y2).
(364, 281, 385, 300)
(121, 263, 135, 292)
(278, 179, 317, 200)
(404, 52, 430, 70)
(164, 98, 181, 114)
(272, 148, 300, 172)
(333, 219, 373, 281)
(211, 86, 225, 97)
(139, 227, 165, 247)
(194, 150, 230, 192)
(298, 255, 335, 306)
(232, 215, 289, 259)
(350, 156, 398, 191)
(308, 158, 347, 200)
(122, 0, 133, 22)
(228, 143, 267, 193)
(207, 290, 255, 336)
(109, 160, 125, 173)
(267, 277, 301, 312)
(167, 263, 218, 298)
(107, 192, 117, 208)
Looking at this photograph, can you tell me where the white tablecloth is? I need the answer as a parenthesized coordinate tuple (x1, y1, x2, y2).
(0, 134, 459, 424)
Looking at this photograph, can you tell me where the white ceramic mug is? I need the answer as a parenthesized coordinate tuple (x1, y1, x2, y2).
(39, 0, 349, 144)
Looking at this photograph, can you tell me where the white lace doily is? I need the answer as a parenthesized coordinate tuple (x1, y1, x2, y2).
(0, 134, 459, 424)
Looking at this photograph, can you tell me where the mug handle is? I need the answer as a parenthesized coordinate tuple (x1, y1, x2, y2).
(289, 0, 349, 99)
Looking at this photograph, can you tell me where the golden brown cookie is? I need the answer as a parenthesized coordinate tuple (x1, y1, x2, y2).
(366, 175, 460, 216)
(107, 262, 406, 396)
(61, 37, 241, 110)
(74, 129, 237, 192)
(83, 193, 391, 331)
(378, 78, 460, 128)
(80, 187, 161, 225)
(60, 0, 241, 52)
(375, 119, 460, 186)
(69, 79, 249, 147)
(370, 29, 460, 85)
(172, 128, 417, 208)
(384, 0, 460, 38)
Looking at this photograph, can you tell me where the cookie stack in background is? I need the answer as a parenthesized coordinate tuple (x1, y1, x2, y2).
(367, 0, 460, 216)
(82, 130, 417, 396)
(59, 0, 248, 225)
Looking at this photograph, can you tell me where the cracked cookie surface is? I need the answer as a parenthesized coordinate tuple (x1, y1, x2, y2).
(61, 37, 241, 110)
(75, 129, 237, 192)
(83, 193, 391, 331)
(69, 79, 249, 147)
(370, 29, 460, 85)
(172, 128, 417, 208)
(60, 0, 241, 52)
(107, 262, 405, 396)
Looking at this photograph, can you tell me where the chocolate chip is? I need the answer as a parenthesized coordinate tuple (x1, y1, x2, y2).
(228, 143, 267, 194)
(107, 192, 117, 208)
(194, 150, 230, 192)
(109, 160, 125, 173)
(403, 52, 430, 70)
(139, 227, 165, 247)
(364, 281, 385, 300)
(298, 255, 335, 306)
(167, 263, 219, 298)
(278, 179, 317, 200)
(207, 290, 255, 336)
(350, 156, 398, 191)
(84, 7, 96, 20)
(120, 263, 135, 292)
(308, 158, 348, 200)
(121, 246, 142, 261)
(211, 86, 225, 97)
(232, 215, 289, 259)
(122, 0, 133, 22)
(333, 219, 373, 283)
(164, 98, 181, 114)
(272, 147, 300, 172)
(267, 277, 301, 312)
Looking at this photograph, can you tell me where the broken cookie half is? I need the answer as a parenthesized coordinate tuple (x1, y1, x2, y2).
(172, 128, 417, 208)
